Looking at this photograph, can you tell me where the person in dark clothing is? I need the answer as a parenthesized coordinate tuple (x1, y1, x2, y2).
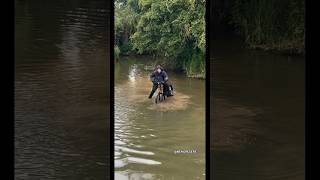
(148, 65, 173, 99)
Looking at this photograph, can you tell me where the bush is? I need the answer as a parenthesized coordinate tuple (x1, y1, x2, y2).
(115, 45, 120, 60)
(228, 0, 304, 54)
(184, 51, 205, 78)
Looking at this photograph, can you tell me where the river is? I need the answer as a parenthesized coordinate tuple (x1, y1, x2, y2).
(114, 56, 206, 179)
(15, 0, 110, 179)
(211, 33, 305, 180)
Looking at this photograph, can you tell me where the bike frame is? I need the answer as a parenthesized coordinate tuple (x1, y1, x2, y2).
(155, 82, 165, 103)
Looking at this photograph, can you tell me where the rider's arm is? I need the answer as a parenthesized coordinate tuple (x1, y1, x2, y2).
(163, 71, 168, 82)
(150, 72, 155, 82)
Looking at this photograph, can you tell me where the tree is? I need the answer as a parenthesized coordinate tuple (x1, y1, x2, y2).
(115, 0, 206, 77)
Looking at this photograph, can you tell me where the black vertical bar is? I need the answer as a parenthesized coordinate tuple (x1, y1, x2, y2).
(110, 0, 115, 179)
(11, 1, 16, 179)
(205, 0, 211, 179)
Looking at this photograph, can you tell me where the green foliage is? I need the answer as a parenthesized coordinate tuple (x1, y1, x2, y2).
(184, 50, 205, 78)
(131, 0, 205, 56)
(115, 0, 206, 77)
(228, 0, 304, 54)
(115, 45, 120, 60)
(115, 0, 138, 55)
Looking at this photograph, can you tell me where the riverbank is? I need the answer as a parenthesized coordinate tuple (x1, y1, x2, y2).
(212, 0, 305, 56)
(246, 40, 304, 56)
(117, 54, 206, 79)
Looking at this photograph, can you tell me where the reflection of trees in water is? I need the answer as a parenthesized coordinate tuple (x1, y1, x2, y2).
(211, 98, 262, 152)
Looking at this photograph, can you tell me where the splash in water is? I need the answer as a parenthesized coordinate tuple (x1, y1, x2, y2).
(116, 69, 192, 112)
(148, 92, 191, 112)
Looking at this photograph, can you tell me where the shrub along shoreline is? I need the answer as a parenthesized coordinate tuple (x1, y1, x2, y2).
(115, 0, 305, 79)
(216, 0, 305, 55)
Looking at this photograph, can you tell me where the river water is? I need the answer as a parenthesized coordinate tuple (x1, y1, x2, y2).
(114, 57, 206, 179)
(15, 0, 110, 179)
(211, 34, 305, 180)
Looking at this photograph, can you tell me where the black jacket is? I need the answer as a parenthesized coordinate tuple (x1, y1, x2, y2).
(150, 70, 168, 83)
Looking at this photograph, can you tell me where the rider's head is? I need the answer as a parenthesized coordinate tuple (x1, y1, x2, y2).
(156, 64, 162, 73)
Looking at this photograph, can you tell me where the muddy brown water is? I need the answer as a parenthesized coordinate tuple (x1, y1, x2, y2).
(15, 0, 110, 179)
(211, 34, 305, 180)
(115, 57, 206, 179)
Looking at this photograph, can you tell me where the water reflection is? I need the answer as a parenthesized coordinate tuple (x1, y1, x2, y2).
(128, 64, 139, 83)
(15, 0, 109, 179)
(211, 35, 305, 179)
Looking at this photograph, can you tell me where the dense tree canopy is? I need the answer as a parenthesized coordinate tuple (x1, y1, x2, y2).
(115, 0, 206, 78)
